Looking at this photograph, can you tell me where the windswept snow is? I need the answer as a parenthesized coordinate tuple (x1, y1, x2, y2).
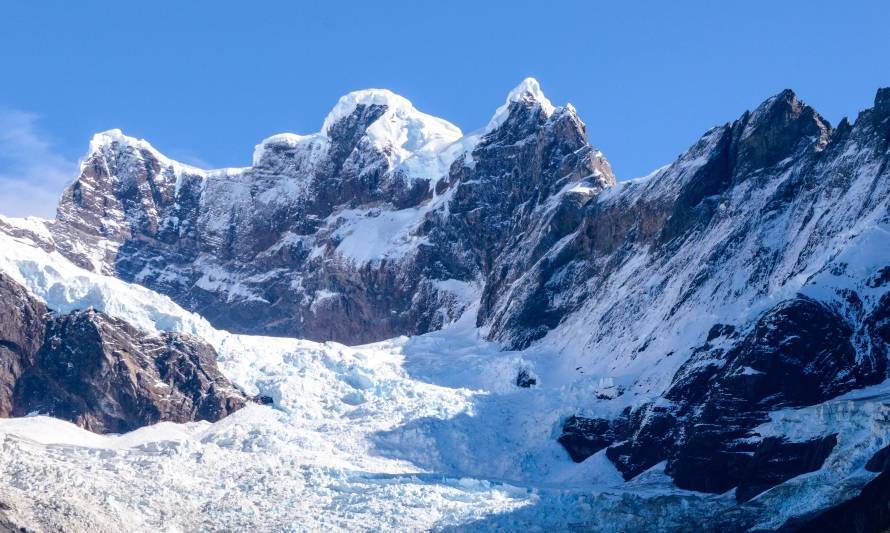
(332, 206, 430, 263)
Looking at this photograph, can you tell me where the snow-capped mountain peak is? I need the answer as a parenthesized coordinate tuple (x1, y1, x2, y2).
(86, 128, 220, 179)
(86, 128, 164, 167)
(88, 128, 142, 152)
(322, 87, 462, 160)
(251, 88, 463, 180)
(486, 77, 556, 132)
(321, 88, 415, 134)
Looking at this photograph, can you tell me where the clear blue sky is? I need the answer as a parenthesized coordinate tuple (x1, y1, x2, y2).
(1, 1, 889, 216)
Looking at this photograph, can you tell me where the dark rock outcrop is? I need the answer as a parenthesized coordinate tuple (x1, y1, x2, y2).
(515, 368, 537, 388)
(734, 435, 838, 503)
(560, 296, 885, 500)
(0, 273, 247, 433)
(558, 414, 628, 463)
(0, 509, 21, 533)
(0, 275, 47, 417)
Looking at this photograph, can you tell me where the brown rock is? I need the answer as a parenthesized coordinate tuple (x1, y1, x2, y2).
(0, 273, 247, 434)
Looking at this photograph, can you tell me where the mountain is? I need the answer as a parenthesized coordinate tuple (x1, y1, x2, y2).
(0, 80, 888, 531)
(525, 87, 890, 499)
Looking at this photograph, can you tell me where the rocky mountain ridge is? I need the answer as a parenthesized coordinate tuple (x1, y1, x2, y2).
(2, 78, 615, 344)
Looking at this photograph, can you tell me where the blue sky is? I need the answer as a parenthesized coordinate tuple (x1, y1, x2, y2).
(1, 1, 889, 217)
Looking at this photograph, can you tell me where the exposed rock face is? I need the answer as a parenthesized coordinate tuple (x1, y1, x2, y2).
(515, 368, 537, 388)
(0, 273, 247, 433)
(557, 414, 628, 463)
(733, 434, 838, 503)
(0, 274, 47, 417)
(661, 297, 879, 494)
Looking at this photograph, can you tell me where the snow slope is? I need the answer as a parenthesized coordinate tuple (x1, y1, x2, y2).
(1, 214, 889, 531)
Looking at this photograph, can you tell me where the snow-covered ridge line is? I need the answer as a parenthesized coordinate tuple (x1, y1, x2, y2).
(85, 77, 568, 181)
(88, 128, 248, 178)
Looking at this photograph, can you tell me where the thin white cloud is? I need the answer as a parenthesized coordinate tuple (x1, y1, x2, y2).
(0, 109, 77, 218)
(166, 148, 214, 169)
